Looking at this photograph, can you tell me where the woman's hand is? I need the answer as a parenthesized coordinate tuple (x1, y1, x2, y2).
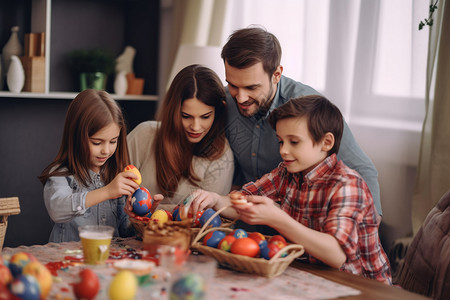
(189, 189, 220, 217)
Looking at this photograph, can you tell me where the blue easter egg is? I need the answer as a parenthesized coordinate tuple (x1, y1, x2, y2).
(231, 228, 248, 239)
(131, 187, 152, 216)
(170, 273, 205, 300)
(10, 275, 41, 300)
(199, 208, 222, 227)
(203, 231, 226, 248)
(172, 206, 180, 221)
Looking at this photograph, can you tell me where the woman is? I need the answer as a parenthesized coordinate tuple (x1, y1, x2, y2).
(127, 64, 234, 211)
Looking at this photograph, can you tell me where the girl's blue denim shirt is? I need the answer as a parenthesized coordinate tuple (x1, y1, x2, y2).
(43, 169, 134, 242)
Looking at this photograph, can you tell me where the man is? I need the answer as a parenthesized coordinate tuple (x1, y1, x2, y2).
(222, 26, 382, 217)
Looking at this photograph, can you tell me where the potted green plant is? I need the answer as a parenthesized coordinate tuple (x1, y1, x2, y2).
(68, 49, 116, 91)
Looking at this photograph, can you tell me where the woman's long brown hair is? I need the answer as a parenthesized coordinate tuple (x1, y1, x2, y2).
(38, 89, 129, 186)
(154, 64, 227, 197)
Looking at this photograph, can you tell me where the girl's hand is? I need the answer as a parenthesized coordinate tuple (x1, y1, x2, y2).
(233, 195, 282, 225)
(106, 171, 139, 199)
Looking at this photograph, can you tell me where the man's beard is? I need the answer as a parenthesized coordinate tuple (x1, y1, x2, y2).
(236, 84, 274, 118)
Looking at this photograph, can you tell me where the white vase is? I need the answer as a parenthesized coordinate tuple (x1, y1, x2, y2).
(114, 71, 128, 96)
(2, 26, 23, 89)
(7, 55, 25, 93)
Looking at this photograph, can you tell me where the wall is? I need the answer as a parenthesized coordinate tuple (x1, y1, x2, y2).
(0, 98, 157, 247)
(350, 123, 421, 252)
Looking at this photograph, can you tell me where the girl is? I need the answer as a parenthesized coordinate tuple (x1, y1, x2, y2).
(126, 64, 234, 212)
(39, 89, 142, 242)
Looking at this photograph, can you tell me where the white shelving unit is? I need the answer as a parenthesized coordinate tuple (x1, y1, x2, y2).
(0, 0, 158, 101)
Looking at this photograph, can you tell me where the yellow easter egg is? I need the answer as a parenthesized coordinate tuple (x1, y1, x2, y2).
(150, 209, 169, 225)
(108, 270, 137, 300)
(124, 165, 142, 185)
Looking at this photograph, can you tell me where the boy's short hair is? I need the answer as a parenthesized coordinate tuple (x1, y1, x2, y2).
(268, 95, 344, 155)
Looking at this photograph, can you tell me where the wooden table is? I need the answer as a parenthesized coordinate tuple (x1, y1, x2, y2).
(293, 261, 431, 300)
(1, 237, 430, 300)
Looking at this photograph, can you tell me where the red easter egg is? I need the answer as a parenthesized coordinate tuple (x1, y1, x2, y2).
(230, 237, 260, 257)
(194, 210, 204, 226)
(269, 235, 287, 245)
(248, 232, 266, 246)
(73, 269, 100, 300)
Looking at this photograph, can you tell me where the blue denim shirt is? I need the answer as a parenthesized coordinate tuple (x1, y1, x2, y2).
(43, 169, 134, 242)
(225, 75, 382, 215)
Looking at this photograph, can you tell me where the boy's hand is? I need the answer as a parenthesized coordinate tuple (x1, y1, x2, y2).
(233, 195, 281, 225)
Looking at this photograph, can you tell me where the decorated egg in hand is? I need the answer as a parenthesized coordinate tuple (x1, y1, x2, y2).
(131, 187, 152, 216)
(199, 208, 222, 227)
(124, 165, 142, 185)
(203, 231, 226, 248)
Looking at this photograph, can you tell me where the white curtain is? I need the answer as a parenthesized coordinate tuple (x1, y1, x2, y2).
(412, 0, 450, 234)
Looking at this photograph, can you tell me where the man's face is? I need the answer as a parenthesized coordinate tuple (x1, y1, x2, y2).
(225, 61, 281, 117)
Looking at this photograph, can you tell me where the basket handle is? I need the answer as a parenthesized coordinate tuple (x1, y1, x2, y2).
(269, 244, 305, 262)
(191, 205, 232, 246)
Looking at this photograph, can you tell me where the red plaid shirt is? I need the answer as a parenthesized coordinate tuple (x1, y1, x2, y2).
(242, 154, 392, 284)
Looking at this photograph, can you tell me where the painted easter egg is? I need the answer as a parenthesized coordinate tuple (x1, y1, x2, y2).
(8, 252, 37, 277)
(172, 205, 180, 221)
(22, 261, 52, 299)
(230, 237, 260, 257)
(10, 274, 41, 300)
(73, 268, 100, 300)
(131, 187, 152, 216)
(199, 208, 222, 227)
(194, 210, 204, 226)
(0, 264, 13, 286)
(203, 231, 226, 248)
(108, 270, 137, 300)
(124, 165, 142, 185)
(248, 232, 266, 246)
(261, 241, 288, 260)
(170, 273, 205, 300)
(150, 209, 169, 225)
(229, 228, 248, 239)
(217, 235, 236, 252)
(269, 235, 287, 245)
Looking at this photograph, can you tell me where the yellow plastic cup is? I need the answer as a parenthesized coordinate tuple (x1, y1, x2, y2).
(78, 225, 114, 264)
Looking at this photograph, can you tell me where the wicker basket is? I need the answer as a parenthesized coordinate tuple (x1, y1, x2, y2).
(0, 197, 21, 251)
(191, 221, 305, 278)
(130, 206, 235, 241)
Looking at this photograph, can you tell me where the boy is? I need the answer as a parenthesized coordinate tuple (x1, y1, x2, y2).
(190, 95, 392, 284)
